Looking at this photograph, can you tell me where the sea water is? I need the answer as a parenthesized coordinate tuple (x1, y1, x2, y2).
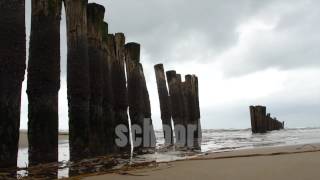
(16, 127, 320, 178)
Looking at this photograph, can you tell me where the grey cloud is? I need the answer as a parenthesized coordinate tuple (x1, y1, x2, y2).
(26, 0, 320, 75)
(222, 0, 320, 76)
(92, 0, 278, 63)
(20, 0, 320, 130)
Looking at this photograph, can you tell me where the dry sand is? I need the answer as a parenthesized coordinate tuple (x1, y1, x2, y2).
(83, 144, 320, 180)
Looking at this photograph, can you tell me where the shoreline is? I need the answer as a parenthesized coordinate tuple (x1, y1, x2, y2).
(15, 131, 320, 179)
(79, 144, 320, 180)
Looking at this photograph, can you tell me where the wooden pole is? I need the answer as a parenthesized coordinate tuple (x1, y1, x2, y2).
(250, 106, 284, 133)
(193, 75, 202, 149)
(181, 80, 190, 147)
(176, 74, 187, 148)
(0, 0, 26, 168)
(125, 42, 145, 152)
(249, 106, 256, 133)
(255, 106, 267, 133)
(112, 33, 131, 152)
(87, 2, 105, 157)
(64, 0, 90, 161)
(139, 63, 156, 150)
(189, 75, 201, 149)
(154, 64, 174, 145)
(101, 23, 116, 153)
(27, 0, 62, 166)
(166, 71, 185, 147)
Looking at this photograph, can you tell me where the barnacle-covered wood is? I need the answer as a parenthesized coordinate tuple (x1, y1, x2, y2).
(0, 0, 26, 168)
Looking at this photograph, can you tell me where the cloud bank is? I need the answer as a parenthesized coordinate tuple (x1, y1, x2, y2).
(20, 0, 320, 130)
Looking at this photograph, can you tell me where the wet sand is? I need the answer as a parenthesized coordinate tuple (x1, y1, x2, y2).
(17, 131, 320, 180)
(19, 131, 69, 149)
(84, 144, 320, 180)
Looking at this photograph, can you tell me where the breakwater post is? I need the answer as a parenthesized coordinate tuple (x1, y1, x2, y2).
(154, 64, 174, 145)
(125, 43, 156, 153)
(161, 67, 202, 150)
(112, 33, 131, 152)
(0, 0, 26, 168)
(101, 23, 116, 153)
(87, 2, 105, 157)
(64, 0, 91, 161)
(250, 106, 284, 133)
(27, 0, 62, 166)
(139, 63, 156, 151)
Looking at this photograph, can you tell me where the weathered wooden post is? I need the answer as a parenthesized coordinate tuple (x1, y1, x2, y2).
(274, 118, 281, 130)
(177, 74, 187, 148)
(193, 75, 202, 149)
(256, 106, 267, 133)
(125, 42, 145, 152)
(64, 0, 90, 161)
(266, 113, 271, 131)
(183, 75, 201, 149)
(27, 0, 62, 166)
(139, 63, 156, 150)
(181, 79, 190, 147)
(249, 106, 257, 133)
(250, 106, 267, 133)
(187, 75, 201, 150)
(112, 33, 131, 152)
(101, 23, 116, 153)
(177, 74, 187, 130)
(166, 71, 186, 147)
(0, 0, 26, 168)
(154, 64, 174, 145)
(87, 3, 105, 157)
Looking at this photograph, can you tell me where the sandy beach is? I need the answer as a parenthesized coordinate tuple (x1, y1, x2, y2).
(82, 144, 320, 180)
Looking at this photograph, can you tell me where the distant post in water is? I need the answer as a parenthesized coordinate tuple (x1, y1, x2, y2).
(27, 0, 62, 166)
(64, 0, 90, 161)
(250, 106, 257, 133)
(0, 0, 26, 168)
(87, 3, 105, 157)
(154, 64, 174, 145)
(250, 106, 284, 133)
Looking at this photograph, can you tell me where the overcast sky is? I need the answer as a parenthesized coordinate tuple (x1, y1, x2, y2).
(20, 0, 320, 130)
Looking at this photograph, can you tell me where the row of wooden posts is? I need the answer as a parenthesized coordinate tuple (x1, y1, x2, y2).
(0, 0, 159, 168)
(250, 106, 284, 133)
(0, 0, 204, 169)
(154, 64, 202, 149)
